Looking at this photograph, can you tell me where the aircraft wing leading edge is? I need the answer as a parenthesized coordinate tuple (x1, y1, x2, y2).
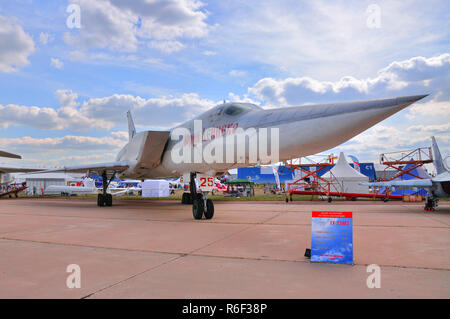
(28, 161, 130, 175)
(0, 164, 45, 174)
(0, 150, 21, 159)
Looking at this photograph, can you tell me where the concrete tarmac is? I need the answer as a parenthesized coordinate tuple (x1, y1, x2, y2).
(0, 198, 449, 298)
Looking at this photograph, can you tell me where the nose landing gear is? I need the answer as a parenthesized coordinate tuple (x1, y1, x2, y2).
(189, 172, 214, 220)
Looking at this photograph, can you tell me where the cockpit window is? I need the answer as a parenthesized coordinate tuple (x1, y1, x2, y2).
(224, 103, 258, 116)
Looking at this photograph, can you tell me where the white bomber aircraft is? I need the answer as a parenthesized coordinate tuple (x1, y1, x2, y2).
(362, 136, 449, 211)
(37, 95, 427, 219)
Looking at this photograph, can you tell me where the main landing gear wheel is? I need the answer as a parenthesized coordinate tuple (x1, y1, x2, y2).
(105, 194, 112, 206)
(97, 194, 105, 207)
(97, 193, 112, 207)
(97, 171, 115, 207)
(192, 199, 204, 220)
(424, 196, 437, 212)
(181, 192, 192, 204)
(204, 199, 214, 219)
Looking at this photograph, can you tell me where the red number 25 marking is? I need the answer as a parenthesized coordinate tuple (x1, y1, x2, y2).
(200, 177, 214, 187)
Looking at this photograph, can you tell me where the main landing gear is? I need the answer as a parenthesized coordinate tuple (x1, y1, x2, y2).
(189, 172, 214, 220)
(425, 196, 438, 212)
(97, 171, 114, 207)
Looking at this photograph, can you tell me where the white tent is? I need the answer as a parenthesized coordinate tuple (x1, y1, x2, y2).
(142, 180, 170, 197)
(322, 152, 369, 193)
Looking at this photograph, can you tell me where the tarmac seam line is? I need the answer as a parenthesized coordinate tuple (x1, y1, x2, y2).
(421, 214, 450, 227)
(81, 254, 183, 299)
(1, 211, 448, 229)
(1, 237, 449, 272)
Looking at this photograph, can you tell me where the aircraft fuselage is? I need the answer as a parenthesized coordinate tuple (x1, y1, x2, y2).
(116, 96, 427, 180)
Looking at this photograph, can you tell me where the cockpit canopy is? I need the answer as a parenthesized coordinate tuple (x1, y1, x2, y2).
(198, 102, 262, 122)
(217, 103, 261, 116)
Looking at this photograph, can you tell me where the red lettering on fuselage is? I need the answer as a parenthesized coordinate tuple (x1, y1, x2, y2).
(185, 122, 239, 146)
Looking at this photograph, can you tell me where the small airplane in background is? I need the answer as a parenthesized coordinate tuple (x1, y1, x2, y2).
(34, 94, 427, 220)
(44, 177, 98, 196)
(362, 136, 449, 211)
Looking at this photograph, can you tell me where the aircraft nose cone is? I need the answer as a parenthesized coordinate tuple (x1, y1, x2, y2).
(395, 94, 428, 104)
(276, 94, 429, 160)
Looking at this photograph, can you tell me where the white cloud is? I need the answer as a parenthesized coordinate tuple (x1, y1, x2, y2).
(0, 15, 35, 72)
(202, 50, 216, 56)
(55, 89, 79, 108)
(406, 98, 450, 119)
(327, 124, 450, 162)
(67, 50, 170, 70)
(64, 0, 138, 52)
(248, 53, 450, 106)
(110, 131, 129, 141)
(50, 57, 64, 69)
(227, 92, 260, 105)
(0, 91, 216, 131)
(39, 32, 52, 45)
(243, 53, 450, 159)
(65, 0, 209, 53)
(0, 103, 111, 131)
(148, 40, 185, 53)
(229, 69, 247, 77)
(0, 134, 127, 166)
(79, 92, 216, 128)
(0, 135, 125, 153)
(122, 0, 209, 39)
(407, 123, 450, 134)
(208, 1, 450, 79)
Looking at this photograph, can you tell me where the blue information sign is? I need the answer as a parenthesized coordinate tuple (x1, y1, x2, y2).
(311, 211, 353, 265)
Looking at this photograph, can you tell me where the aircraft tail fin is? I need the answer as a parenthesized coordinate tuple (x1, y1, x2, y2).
(431, 136, 446, 175)
(127, 110, 136, 140)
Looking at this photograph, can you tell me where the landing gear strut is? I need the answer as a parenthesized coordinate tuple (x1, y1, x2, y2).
(425, 196, 438, 212)
(189, 172, 214, 220)
(97, 171, 114, 207)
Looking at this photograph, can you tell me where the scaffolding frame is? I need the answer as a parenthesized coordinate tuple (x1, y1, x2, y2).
(285, 154, 342, 200)
(380, 147, 433, 181)
(284, 154, 403, 202)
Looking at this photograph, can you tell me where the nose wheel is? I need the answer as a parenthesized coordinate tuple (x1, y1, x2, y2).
(190, 172, 215, 220)
(192, 197, 204, 219)
(204, 199, 214, 219)
(192, 196, 214, 219)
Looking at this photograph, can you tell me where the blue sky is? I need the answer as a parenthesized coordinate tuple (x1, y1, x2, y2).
(0, 0, 449, 167)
